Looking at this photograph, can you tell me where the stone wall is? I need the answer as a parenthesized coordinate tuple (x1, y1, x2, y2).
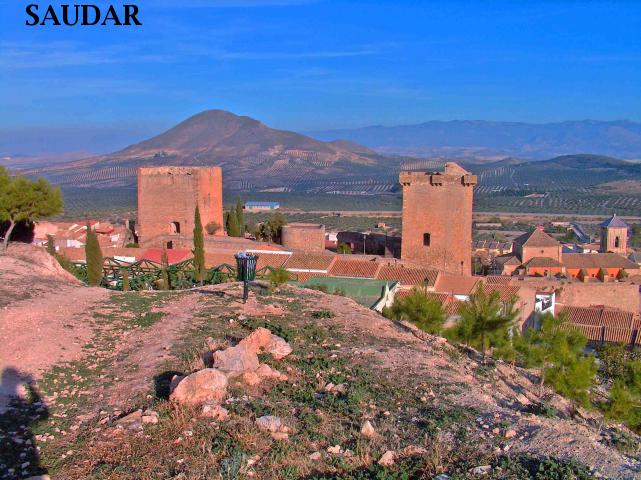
(137, 166, 223, 246)
(281, 223, 325, 252)
(400, 163, 476, 275)
(518, 277, 640, 314)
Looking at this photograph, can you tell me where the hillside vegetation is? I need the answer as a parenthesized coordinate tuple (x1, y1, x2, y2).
(1, 248, 640, 479)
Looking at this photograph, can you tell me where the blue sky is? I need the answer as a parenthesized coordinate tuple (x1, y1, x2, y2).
(1, 0, 640, 154)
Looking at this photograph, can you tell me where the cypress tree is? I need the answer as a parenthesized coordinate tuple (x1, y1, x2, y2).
(161, 244, 170, 290)
(121, 268, 130, 291)
(235, 197, 244, 236)
(193, 205, 206, 284)
(227, 207, 240, 237)
(85, 223, 103, 287)
(46, 234, 56, 256)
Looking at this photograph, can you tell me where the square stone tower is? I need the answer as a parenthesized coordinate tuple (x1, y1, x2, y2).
(400, 162, 477, 275)
(600, 214, 628, 255)
(137, 166, 224, 245)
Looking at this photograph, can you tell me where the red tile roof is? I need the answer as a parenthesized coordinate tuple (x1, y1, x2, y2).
(434, 274, 480, 295)
(290, 272, 325, 282)
(562, 253, 638, 270)
(140, 248, 192, 265)
(205, 252, 237, 268)
(561, 323, 603, 342)
(559, 305, 636, 329)
(603, 327, 634, 344)
(328, 258, 382, 278)
(485, 276, 513, 284)
(484, 284, 521, 301)
(513, 228, 560, 248)
(523, 257, 564, 268)
(376, 264, 439, 286)
(285, 253, 336, 271)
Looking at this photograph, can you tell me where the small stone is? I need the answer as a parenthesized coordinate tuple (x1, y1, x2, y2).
(327, 445, 342, 454)
(256, 415, 283, 433)
(401, 445, 428, 456)
(142, 410, 159, 424)
(360, 420, 376, 438)
(470, 465, 491, 475)
(201, 403, 229, 421)
(266, 335, 292, 360)
(242, 371, 262, 386)
(378, 450, 395, 467)
(116, 410, 143, 425)
(271, 431, 289, 441)
(309, 451, 322, 461)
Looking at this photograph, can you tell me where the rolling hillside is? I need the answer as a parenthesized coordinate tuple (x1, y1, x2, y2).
(311, 120, 641, 160)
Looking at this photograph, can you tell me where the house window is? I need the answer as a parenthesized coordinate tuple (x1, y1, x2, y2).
(170, 221, 181, 234)
(423, 233, 431, 246)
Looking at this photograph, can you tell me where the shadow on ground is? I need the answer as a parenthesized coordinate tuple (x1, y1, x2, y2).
(0, 368, 49, 479)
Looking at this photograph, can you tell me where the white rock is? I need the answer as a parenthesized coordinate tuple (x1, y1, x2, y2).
(360, 420, 376, 438)
(256, 415, 283, 433)
(169, 369, 228, 405)
(378, 450, 396, 467)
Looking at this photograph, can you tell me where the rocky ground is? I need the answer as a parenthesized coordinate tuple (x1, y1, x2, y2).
(1, 245, 641, 479)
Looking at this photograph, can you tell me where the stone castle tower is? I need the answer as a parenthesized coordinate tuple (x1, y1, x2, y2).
(400, 163, 477, 275)
(137, 166, 224, 246)
(600, 214, 628, 255)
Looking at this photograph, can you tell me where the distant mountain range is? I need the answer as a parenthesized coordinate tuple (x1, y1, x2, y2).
(309, 120, 641, 160)
(32, 110, 397, 190)
(24, 112, 641, 199)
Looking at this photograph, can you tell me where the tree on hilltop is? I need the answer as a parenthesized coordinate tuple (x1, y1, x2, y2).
(0, 167, 63, 250)
(446, 284, 519, 357)
(383, 288, 445, 334)
(516, 312, 596, 406)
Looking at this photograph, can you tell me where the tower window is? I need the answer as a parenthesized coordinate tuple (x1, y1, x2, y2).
(423, 233, 431, 246)
(170, 221, 181, 234)
(615, 237, 620, 248)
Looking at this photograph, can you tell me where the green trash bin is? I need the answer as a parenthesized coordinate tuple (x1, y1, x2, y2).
(235, 252, 259, 302)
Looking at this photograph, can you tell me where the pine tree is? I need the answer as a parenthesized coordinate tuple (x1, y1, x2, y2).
(0, 168, 63, 250)
(193, 205, 206, 284)
(383, 288, 445, 334)
(516, 312, 596, 404)
(446, 284, 519, 356)
(85, 223, 103, 287)
(235, 197, 244, 236)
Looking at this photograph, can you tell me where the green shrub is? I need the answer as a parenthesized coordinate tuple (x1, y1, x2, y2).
(383, 288, 445, 334)
(267, 267, 290, 290)
(337, 243, 352, 254)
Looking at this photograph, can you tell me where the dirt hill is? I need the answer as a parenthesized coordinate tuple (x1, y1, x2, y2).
(32, 110, 395, 190)
(1, 260, 640, 479)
